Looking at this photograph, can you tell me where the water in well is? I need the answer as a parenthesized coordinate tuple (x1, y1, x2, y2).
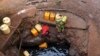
(22, 43, 69, 56)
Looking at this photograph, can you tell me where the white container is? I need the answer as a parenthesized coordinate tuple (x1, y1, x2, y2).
(56, 13, 62, 19)
(35, 24, 42, 32)
(23, 50, 30, 56)
(3, 17, 11, 26)
(0, 24, 10, 34)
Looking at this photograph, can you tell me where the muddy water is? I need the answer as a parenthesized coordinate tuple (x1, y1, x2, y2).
(23, 43, 69, 56)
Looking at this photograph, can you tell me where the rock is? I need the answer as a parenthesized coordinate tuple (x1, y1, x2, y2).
(5, 46, 19, 56)
(17, 6, 37, 17)
(20, 30, 30, 39)
(69, 48, 77, 56)
(0, 52, 5, 56)
(65, 13, 87, 29)
(38, 11, 87, 30)
(22, 36, 44, 46)
(0, 0, 27, 16)
(46, 26, 59, 43)
(67, 29, 88, 56)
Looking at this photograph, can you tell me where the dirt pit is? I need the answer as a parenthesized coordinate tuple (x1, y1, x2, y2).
(16, 17, 70, 56)
(0, 0, 100, 56)
(1, 9, 88, 56)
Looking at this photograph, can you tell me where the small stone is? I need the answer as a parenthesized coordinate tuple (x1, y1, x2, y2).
(69, 48, 77, 56)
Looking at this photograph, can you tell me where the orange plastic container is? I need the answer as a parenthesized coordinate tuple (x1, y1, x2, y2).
(50, 12, 55, 21)
(31, 28, 38, 37)
(44, 11, 50, 21)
